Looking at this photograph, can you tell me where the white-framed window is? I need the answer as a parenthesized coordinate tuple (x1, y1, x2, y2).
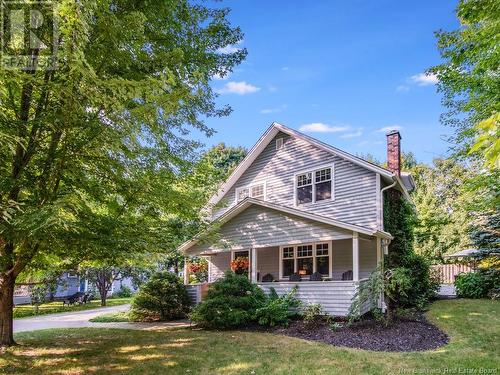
(231, 250, 249, 261)
(235, 181, 267, 203)
(67, 271, 78, 278)
(295, 165, 333, 205)
(279, 241, 332, 279)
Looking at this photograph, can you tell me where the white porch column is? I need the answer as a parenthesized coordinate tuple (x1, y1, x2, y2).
(352, 232, 359, 281)
(183, 257, 189, 285)
(251, 248, 258, 283)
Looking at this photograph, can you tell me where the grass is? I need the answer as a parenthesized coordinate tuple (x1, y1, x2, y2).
(89, 311, 130, 323)
(13, 298, 132, 319)
(1, 299, 498, 374)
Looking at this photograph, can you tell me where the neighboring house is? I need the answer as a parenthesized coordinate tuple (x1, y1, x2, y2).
(13, 272, 137, 305)
(179, 122, 414, 316)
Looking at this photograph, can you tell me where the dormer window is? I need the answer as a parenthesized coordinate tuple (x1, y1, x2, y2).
(295, 166, 333, 205)
(236, 182, 266, 203)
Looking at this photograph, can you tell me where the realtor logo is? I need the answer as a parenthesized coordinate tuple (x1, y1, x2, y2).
(1, 1, 58, 70)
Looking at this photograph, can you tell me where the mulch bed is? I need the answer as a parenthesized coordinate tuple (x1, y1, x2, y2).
(244, 313, 449, 352)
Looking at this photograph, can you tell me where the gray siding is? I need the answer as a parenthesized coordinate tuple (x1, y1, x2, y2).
(332, 239, 353, 280)
(360, 239, 377, 279)
(190, 205, 350, 254)
(186, 284, 199, 305)
(208, 252, 231, 282)
(213, 132, 378, 229)
(331, 238, 377, 280)
(256, 246, 279, 281)
(258, 281, 360, 316)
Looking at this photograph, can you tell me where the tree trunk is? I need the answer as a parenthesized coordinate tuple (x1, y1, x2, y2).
(0, 274, 16, 347)
(98, 281, 107, 307)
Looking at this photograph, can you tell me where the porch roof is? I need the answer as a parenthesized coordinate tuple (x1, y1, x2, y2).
(178, 198, 392, 255)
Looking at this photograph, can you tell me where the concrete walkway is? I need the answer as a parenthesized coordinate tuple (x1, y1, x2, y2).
(14, 304, 191, 333)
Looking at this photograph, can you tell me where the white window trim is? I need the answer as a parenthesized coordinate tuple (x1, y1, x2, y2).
(278, 241, 333, 280)
(235, 181, 267, 204)
(231, 249, 249, 261)
(67, 272, 78, 278)
(293, 164, 334, 206)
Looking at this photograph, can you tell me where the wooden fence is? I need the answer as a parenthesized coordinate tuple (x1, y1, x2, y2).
(432, 264, 473, 284)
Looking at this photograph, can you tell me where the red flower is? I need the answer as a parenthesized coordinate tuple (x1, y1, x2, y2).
(230, 257, 249, 272)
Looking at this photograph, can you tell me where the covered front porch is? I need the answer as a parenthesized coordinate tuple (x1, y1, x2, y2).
(180, 199, 391, 316)
(184, 234, 388, 316)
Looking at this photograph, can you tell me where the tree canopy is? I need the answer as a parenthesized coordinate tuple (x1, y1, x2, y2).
(0, 0, 246, 346)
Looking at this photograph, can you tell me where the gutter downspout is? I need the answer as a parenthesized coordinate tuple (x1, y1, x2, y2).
(379, 178, 397, 232)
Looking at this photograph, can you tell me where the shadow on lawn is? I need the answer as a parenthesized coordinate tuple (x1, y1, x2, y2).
(2, 328, 204, 375)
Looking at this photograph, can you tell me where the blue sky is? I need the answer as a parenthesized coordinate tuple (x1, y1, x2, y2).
(199, 0, 460, 164)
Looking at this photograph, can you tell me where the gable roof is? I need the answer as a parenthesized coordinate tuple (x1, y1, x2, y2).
(208, 122, 403, 207)
(179, 198, 393, 254)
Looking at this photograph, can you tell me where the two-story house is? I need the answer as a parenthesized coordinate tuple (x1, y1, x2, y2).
(179, 122, 414, 316)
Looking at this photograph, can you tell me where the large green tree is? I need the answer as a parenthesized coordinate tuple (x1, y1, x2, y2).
(411, 158, 473, 261)
(0, 0, 245, 346)
(163, 143, 247, 273)
(430, 0, 499, 158)
(429, 0, 499, 254)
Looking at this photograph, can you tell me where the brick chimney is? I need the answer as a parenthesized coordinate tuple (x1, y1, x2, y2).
(386, 130, 401, 176)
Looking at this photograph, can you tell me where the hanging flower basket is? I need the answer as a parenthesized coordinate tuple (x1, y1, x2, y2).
(230, 257, 249, 275)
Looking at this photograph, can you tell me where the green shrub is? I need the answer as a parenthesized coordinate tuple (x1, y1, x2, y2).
(455, 269, 499, 299)
(303, 303, 325, 327)
(190, 271, 265, 329)
(329, 321, 342, 331)
(130, 271, 190, 321)
(114, 285, 133, 298)
(398, 254, 440, 309)
(253, 287, 300, 327)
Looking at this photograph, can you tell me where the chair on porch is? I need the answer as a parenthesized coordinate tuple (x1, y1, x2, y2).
(261, 273, 275, 282)
(289, 273, 301, 282)
(309, 272, 322, 281)
(341, 270, 353, 281)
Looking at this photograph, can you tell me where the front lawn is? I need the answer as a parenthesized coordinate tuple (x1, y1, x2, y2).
(89, 311, 130, 323)
(13, 298, 132, 319)
(2, 299, 499, 374)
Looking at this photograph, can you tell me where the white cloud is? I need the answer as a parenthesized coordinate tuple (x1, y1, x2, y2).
(281, 66, 289, 71)
(357, 140, 369, 147)
(410, 72, 438, 86)
(377, 125, 403, 133)
(260, 104, 287, 114)
(217, 41, 243, 54)
(268, 85, 278, 92)
(216, 81, 261, 95)
(396, 85, 410, 92)
(299, 123, 350, 133)
(340, 129, 363, 139)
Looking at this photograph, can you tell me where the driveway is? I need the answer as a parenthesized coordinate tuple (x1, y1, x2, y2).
(14, 304, 190, 333)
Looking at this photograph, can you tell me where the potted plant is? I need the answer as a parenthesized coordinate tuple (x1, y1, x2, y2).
(230, 257, 249, 275)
